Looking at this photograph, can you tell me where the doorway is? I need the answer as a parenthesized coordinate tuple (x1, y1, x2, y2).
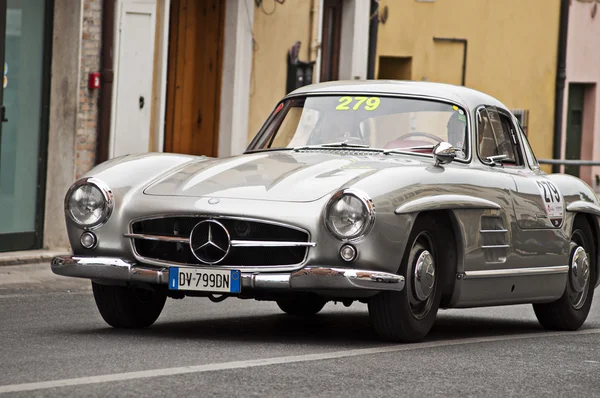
(565, 83, 596, 184)
(0, 0, 52, 252)
(110, 1, 157, 158)
(320, 0, 343, 82)
(565, 84, 585, 178)
(164, 0, 225, 157)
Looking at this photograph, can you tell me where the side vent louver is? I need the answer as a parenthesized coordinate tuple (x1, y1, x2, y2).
(480, 216, 509, 263)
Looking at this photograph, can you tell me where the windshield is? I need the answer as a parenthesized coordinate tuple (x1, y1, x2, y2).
(249, 95, 469, 158)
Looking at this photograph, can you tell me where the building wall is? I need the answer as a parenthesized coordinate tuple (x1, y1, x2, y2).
(560, 0, 600, 189)
(44, 0, 104, 252)
(247, 1, 315, 142)
(77, 0, 102, 178)
(375, 0, 561, 166)
(44, 0, 85, 252)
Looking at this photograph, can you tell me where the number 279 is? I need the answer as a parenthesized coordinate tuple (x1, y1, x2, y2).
(537, 181, 560, 203)
(336, 96, 380, 111)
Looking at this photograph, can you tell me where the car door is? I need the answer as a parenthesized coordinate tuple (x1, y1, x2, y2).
(477, 106, 563, 229)
(476, 106, 566, 264)
(472, 106, 523, 268)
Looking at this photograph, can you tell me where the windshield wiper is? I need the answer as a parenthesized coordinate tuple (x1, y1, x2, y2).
(293, 141, 378, 152)
(382, 145, 435, 155)
(319, 141, 370, 148)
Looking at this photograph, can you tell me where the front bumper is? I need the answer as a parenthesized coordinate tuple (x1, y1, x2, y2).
(51, 256, 405, 292)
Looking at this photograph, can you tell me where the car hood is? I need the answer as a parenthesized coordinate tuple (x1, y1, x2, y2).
(143, 150, 427, 202)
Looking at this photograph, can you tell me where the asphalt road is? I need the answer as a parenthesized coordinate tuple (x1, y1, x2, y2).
(1, 263, 600, 397)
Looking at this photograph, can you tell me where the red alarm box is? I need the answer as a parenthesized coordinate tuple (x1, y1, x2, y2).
(88, 72, 101, 89)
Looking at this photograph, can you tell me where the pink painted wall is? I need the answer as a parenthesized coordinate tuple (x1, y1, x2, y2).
(560, 0, 600, 189)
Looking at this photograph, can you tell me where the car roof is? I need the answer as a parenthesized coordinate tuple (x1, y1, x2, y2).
(287, 80, 509, 112)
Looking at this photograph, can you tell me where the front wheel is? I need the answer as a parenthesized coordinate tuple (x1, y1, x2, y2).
(92, 282, 167, 328)
(533, 218, 596, 330)
(276, 295, 326, 316)
(368, 215, 447, 342)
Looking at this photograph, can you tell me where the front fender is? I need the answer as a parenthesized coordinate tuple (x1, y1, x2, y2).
(394, 194, 501, 214)
(65, 153, 205, 253)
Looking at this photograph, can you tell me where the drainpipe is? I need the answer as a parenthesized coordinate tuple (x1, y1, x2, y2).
(552, 0, 570, 173)
(97, 0, 116, 164)
(366, 0, 378, 79)
(309, 0, 315, 63)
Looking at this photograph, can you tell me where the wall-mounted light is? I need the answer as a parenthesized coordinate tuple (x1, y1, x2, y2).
(380, 5, 389, 24)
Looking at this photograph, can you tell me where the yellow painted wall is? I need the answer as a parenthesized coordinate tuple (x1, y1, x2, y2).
(247, 1, 316, 142)
(376, 0, 561, 166)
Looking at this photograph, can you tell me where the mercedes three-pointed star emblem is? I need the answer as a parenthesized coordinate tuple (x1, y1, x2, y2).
(189, 220, 231, 264)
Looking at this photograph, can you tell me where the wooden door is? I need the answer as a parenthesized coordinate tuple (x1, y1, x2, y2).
(164, 0, 224, 156)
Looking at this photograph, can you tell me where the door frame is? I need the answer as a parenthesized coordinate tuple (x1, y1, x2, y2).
(142, 0, 255, 158)
(0, 0, 53, 252)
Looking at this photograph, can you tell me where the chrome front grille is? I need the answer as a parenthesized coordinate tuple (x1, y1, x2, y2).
(127, 216, 314, 266)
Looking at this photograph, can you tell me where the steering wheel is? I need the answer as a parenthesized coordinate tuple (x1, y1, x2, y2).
(394, 132, 444, 144)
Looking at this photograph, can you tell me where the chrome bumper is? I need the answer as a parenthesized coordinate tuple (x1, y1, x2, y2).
(51, 256, 405, 292)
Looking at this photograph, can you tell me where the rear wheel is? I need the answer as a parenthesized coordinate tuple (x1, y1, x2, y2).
(533, 217, 595, 330)
(368, 215, 446, 342)
(92, 282, 167, 328)
(276, 295, 327, 316)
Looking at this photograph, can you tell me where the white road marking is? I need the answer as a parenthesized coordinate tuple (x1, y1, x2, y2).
(1, 328, 599, 394)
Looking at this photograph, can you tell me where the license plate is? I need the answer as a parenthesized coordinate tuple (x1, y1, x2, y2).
(168, 267, 241, 294)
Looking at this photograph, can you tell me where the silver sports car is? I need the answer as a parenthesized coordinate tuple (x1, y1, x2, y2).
(52, 81, 600, 342)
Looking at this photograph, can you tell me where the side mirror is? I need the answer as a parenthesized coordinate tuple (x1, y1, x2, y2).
(433, 142, 456, 167)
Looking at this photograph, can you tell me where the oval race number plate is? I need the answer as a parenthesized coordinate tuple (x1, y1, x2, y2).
(168, 267, 241, 294)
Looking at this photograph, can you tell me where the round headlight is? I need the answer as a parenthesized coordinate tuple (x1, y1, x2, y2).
(325, 189, 375, 240)
(65, 178, 113, 229)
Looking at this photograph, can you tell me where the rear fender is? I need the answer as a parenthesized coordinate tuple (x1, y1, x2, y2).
(548, 173, 600, 288)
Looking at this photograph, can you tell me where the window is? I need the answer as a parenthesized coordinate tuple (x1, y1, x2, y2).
(517, 122, 539, 170)
(511, 109, 529, 136)
(477, 107, 523, 166)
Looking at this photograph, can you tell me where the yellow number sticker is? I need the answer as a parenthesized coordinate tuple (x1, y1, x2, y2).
(336, 96, 380, 111)
(365, 97, 380, 111)
(335, 96, 353, 110)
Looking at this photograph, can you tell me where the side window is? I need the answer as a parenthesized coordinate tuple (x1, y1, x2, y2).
(517, 121, 539, 170)
(477, 107, 523, 166)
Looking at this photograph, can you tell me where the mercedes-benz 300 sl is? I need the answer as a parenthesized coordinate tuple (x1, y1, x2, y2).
(52, 81, 600, 342)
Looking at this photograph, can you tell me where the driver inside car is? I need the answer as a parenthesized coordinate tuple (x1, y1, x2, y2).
(311, 114, 366, 146)
(446, 111, 467, 155)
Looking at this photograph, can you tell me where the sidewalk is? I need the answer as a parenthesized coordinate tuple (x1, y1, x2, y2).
(0, 262, 90, 294)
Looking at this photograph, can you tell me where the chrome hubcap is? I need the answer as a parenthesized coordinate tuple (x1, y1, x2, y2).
(570, 246, 589, 294)
(408, 232, 437, 320)
(413, 250, 435, 301)
(567, 237, 590, 310)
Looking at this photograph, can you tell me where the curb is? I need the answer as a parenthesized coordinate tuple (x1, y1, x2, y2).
(0, 250, 71, 267)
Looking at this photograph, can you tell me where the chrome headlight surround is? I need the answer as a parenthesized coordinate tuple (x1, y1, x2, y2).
(64, 177, 114, 230)
(325, 188, 375, 241)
